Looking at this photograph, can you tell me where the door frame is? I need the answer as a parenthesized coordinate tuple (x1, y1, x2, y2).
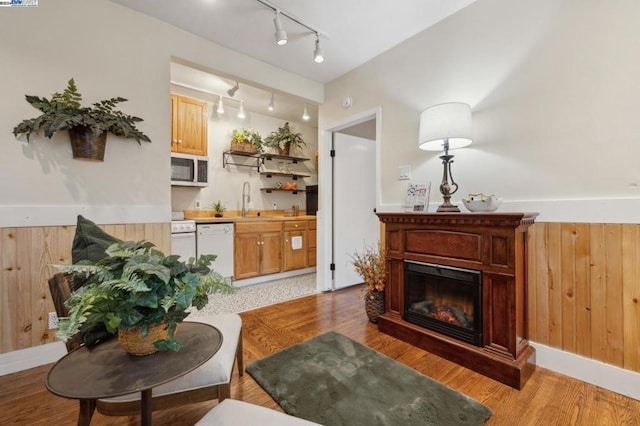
(317, 107, 382, 292)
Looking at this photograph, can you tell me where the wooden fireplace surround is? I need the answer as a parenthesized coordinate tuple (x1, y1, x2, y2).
(376, 212, 538, 389)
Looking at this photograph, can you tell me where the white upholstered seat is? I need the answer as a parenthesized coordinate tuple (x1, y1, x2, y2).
(196, 399, 321, 426)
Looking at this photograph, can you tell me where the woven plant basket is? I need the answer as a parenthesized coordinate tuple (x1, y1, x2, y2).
(364, 290, 385, 323)
(230, 140, 257, 153)
(68, 126, 107, 161)
(117, 322, 170, 356)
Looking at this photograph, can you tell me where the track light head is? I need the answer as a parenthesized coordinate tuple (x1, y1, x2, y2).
(268, 93, 275, 111)
(274, 10, 287, 45)
(217, 95, 224, 114)
(227, 82, 239, 97)
(314, 35, 324, 63)
(302, 105, 310, 121)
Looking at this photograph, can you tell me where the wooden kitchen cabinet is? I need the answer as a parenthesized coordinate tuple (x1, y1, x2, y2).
(234, 221, 282, 280)
(307, 219, 317, 267)
(283, 221, 307, 271)
(170, 94, 208, 156)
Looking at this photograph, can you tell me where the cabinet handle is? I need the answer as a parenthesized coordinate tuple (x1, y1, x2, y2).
(177, 139, 182, 144)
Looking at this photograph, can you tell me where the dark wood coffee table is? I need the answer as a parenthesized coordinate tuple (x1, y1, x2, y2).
(45, 322, 222, 426)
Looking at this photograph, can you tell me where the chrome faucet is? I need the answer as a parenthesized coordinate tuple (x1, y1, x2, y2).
(242, 181, 251, 217)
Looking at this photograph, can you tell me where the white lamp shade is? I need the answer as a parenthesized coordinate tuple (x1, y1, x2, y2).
(418, 102, 472, 151)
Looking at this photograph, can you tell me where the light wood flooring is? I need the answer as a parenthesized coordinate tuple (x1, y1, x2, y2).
(1, 285, 639, 425)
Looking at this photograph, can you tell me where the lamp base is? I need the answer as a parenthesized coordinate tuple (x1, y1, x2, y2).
(436, 204, 460, 213)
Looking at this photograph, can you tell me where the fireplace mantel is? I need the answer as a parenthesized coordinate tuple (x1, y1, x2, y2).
(377, 212, 538, 389)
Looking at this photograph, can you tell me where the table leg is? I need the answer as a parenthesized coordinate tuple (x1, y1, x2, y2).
(141, 389, 153, 426)
(78, 399, 96, 426)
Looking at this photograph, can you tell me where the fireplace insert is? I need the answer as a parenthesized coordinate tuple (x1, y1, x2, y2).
(404, 261, 483, 346)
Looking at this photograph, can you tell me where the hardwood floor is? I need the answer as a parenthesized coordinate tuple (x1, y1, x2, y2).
(1, 285, 639, 425)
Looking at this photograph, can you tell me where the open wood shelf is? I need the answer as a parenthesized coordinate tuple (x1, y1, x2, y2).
(260, 188, 305, 194)
(260, 171, 310, 180)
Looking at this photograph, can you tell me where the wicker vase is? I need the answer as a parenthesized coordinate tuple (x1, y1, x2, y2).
(68, 126, 107, 161)
(117, 322, 170, 356)
(364, 290, 385, 323)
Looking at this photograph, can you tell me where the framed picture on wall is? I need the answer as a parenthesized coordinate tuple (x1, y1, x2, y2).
(404, 182, 431, 212)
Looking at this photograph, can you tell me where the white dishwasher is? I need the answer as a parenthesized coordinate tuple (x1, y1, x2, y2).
(197, 223, 234, 281)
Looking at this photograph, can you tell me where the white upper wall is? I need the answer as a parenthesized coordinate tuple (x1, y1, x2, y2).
(0, 0, 323, 227)
(320, 0, 640, 222)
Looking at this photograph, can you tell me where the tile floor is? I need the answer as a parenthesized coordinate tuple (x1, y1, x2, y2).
(190, 273, 318, 316)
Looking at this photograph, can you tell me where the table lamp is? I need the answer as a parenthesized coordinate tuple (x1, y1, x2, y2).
(418, 102, 472, 212)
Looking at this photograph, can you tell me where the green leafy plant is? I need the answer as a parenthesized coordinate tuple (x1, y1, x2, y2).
(55, 240, 234, 351)
(211, 200, 226, 216)
(264, 122, 305, 152)
(231, 128, 263, 153)
(13, 78, 151, 144)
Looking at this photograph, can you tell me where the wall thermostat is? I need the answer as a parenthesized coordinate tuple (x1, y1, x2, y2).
(342, 97, 353, 108)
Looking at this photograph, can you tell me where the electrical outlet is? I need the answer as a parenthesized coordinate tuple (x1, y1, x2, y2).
(195, 200, 201, 209)
(272, 202, 278, 210)
(48, 312, 59, 329)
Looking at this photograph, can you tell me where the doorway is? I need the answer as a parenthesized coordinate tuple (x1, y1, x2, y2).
(317, 108, 381, 292)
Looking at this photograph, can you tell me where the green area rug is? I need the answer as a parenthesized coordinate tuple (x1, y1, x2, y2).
(246, 331, 493, 425)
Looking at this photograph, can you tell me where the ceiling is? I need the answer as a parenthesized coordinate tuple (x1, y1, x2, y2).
(111, 0, 476, 124)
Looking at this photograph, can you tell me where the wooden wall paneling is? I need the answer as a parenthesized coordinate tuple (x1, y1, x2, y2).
(589, 224, 607, 363)
(526, 224, 537, 342)
(560, 223, 577, 353)
(1, 228, 19, 352)
(604, 225, 624, 367)
(30, 226, 52, 347)
(622, 224, 640, 371)
(534, 223, 550, 345)
(573, 223, 592, 358)
(546, 223, 563, 348)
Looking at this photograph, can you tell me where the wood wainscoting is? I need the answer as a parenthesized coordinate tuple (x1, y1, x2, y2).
(0, 222, 170, 355)
(527, 222, 640, 373)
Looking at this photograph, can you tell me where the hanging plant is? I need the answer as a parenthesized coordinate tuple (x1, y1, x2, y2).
(12, 78, 151, 160)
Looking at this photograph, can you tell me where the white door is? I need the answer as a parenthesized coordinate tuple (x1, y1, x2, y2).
(333, 132, 378, 290)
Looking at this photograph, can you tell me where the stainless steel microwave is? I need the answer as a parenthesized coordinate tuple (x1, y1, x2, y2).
(171, 154, 208, 187)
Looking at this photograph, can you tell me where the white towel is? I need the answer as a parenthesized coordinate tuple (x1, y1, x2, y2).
(291, 236, 303, 250)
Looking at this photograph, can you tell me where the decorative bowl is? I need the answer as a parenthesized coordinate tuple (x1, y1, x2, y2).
(462, 193, 502, 212)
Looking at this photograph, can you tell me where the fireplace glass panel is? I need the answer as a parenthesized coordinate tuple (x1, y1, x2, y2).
(404, 261, 482, 346)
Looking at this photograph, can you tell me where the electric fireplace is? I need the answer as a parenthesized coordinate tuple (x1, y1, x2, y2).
(376, 212, 538, 389)
(404, 261, 482, 346)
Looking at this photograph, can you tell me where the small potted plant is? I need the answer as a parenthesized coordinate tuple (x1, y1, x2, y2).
(13, 78, 151, 161)
(264, 122, 305, 156)
(230, 128, 263, 153)
(55, 240, 234, 355)
(351, 242, 386, 323)
(211, 200, 226, 217)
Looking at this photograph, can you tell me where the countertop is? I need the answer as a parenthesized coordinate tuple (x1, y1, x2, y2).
(184, 213, 317, 224)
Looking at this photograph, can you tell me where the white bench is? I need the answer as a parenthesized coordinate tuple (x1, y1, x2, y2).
(196, 399, 321, 425)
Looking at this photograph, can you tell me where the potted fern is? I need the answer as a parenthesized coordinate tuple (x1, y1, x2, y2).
(55, 240, 234, 355)
(211, 200, 226, 217)
(264, 122, 305, 156)
(13, 78, 151, 161)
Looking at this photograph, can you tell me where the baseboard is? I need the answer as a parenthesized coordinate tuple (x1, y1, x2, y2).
(530, 341, 640, 401)
(0, 341, 66, 376)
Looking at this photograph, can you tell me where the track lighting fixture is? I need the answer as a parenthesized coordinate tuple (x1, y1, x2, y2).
(302, 104, 310, 121)
(273, 9, 287, 45)
(255, 0, 325, 64)
(217, 95, 224, 114)
(238, 101, 246, 119)
(227, 82, 239, 97)
(313, 34, 324, 63)
(268, 93, 275, 111)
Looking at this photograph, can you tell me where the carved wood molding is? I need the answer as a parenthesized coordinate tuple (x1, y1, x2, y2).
(377, 212, 538, 227)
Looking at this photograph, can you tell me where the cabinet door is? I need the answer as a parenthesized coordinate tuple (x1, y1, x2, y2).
(283, 230, 307, 271)
(170, 95, 179, 151)
(234, 233, 260, 280)
(260, 231, 283, 275)
(173, 95, 208, 156)
(307, 224, 316, 267)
